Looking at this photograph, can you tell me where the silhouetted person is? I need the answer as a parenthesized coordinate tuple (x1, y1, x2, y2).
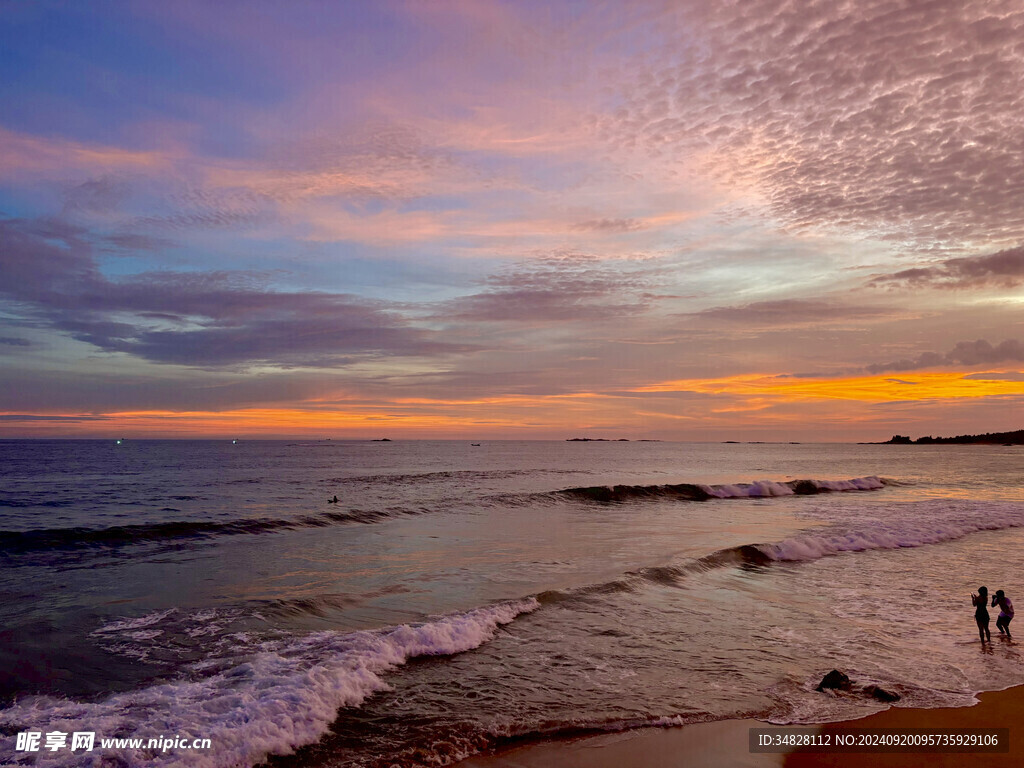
(992, 590, 1014, 638)
(328, 495, 339, 504)
(972, 586, 991, 643)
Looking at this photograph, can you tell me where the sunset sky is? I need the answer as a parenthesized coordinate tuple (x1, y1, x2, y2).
(1, 0, 1022, 440)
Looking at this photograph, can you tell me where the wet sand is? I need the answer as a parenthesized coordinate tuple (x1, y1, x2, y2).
(785, 683, 1024, 767)
(457, 684, 1024, 768)
(456, 718, 782, 768)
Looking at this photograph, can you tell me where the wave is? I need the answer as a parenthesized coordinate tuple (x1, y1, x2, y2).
(1, 477, 886, 557)
(557, 476, 885, 502)
(326, 468, 559, 485)
(0, 509, 397, 555)
(5, 498, 1021, 767)
(753, 504, 1024, 562)
(538, 500, 1024, 605)
(0, 598, 539, 768)
(31, 598, 752, 768)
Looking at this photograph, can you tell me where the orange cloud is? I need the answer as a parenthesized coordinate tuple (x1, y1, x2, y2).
(636, 371, 1024, 402)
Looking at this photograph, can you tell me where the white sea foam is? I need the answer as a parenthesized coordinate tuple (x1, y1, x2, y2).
(126, 629, 163, 642)
(808, 476, 885, 492)
(702, 476, 884, 498)
(756, 501, 1024, 562)
(0, 598, 539, 767)
(703, 480, 796, 498)
(91, 609, 177, 635)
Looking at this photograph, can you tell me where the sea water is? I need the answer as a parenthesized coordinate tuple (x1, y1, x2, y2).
(1, 440, 1022, 766)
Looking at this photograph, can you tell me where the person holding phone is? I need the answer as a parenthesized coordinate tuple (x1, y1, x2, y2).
(972, 586, 991, 643)
(992, 590, 1014, 638)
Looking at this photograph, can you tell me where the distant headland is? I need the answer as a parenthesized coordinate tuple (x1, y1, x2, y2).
(877, 429, 1023, 445)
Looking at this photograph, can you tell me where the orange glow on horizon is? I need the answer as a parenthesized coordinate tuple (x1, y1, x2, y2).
(1, 370, 1019, 438)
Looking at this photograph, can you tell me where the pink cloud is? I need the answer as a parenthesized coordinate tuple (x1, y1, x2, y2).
(0, 126, 174, 178)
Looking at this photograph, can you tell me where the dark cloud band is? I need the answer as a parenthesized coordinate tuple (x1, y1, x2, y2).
(867, 246, 1024, 289)
(0, 217, 468, 369)
(866, 338, 1024, 374)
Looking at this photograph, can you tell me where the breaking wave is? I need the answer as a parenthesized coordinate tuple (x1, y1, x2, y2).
(0, 599, 539, 768)
(539, 499, 1024, 603)
(753, 502, 1024, 562)
(558, 475, 885, 502)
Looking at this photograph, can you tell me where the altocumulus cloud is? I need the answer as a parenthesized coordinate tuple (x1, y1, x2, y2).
(434, 254, 661, 323)
(602, 0, 1024, 246)
(0, 217, 468, 369)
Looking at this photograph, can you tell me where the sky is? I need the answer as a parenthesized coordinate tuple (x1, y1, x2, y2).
(1, 0, 1022, 441)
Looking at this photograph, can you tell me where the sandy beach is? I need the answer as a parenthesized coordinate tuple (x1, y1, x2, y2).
(785, 683, 1024, 768)
(456, 718, 783, 768)
(457, 684, 1024, 768)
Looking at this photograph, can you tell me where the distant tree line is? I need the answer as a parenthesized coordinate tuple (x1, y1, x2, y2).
(885, 430, 1023, 444)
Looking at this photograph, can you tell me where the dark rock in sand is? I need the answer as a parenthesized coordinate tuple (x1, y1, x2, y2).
(814, 671, 900, 702)
(815, 670, 852, 692)
(864, 684, 901, 702)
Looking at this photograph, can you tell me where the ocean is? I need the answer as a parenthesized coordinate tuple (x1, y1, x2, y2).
(1, 439, 1022, 767)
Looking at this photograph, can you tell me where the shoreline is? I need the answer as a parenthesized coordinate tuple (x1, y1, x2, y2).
(456, 684, 1024, 768)
(455, 718, 784, 768)
(785, 683, 1024, 767)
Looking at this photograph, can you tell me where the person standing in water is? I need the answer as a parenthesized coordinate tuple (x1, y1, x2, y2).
(972, 587, 991, 643)
(992, 590, 1014, 638)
